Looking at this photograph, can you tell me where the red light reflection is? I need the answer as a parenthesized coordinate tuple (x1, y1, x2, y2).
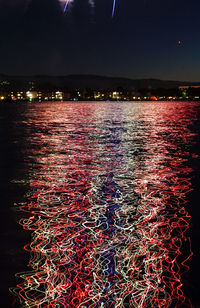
(13, 102, 198, 307)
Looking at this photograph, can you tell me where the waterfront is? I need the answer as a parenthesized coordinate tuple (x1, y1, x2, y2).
(1, 101, 200, 307)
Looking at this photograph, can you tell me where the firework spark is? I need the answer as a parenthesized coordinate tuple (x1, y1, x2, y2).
(60, 0, 117, 17)
(112, 0, 116, 17)
(64, 0, 70, 12)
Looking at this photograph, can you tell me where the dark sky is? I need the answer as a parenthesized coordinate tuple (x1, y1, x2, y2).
(0, 0, 200, 81)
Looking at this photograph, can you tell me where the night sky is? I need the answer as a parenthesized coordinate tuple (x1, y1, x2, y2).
(0, 0, 200, 81)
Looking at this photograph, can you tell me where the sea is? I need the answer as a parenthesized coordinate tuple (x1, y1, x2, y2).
(0, 101, 200, 307)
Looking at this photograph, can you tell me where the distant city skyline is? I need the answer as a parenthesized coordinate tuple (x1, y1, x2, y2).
(0, 0, 200, 81)
(1, 74, 200, 102)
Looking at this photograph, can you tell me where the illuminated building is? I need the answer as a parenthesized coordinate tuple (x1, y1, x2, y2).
(55, 91, 63, 100)
(94, 91, 105, 100)
(110, 91, 121, 100)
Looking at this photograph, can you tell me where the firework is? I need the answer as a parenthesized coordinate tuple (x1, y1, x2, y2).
(64, 0, 70, 12)
(60, 0, 117, 17)
(112, 0, 116, 17)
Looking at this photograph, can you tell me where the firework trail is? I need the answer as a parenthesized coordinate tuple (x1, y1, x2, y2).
(112, 0, 116, 17)
(64, 0, 70, 12)
(61, 0, 116, 17)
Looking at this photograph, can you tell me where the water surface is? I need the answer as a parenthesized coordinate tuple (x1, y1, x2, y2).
(1, 101, 200, 307)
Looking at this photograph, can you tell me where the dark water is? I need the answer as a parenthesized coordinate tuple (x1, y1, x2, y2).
(0, 102, 200, 307)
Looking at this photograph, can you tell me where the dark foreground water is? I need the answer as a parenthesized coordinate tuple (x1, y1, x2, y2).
(0, 101, 200, 308)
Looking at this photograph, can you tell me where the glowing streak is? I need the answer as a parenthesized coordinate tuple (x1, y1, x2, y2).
(112, 0, 116, 17)
(64, 0, 70, 12)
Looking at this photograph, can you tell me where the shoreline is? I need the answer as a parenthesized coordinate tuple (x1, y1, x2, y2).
(1, 99, 200, 103)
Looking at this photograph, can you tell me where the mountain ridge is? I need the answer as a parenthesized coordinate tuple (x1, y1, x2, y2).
(1, 74, 200, 90)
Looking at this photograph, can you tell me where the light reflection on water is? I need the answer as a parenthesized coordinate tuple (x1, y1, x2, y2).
(12, 102, 200, 307)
